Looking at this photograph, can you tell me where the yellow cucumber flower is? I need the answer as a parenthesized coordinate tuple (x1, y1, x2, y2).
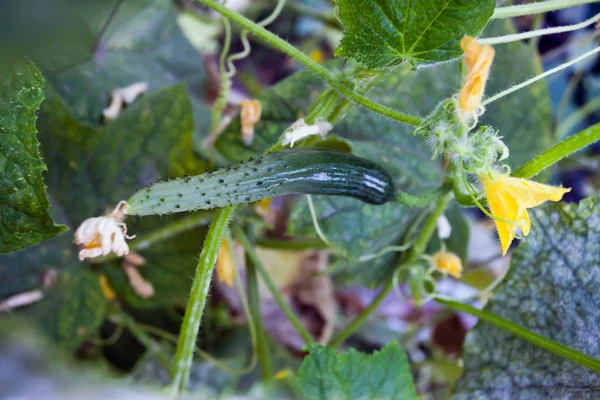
(432, 250, 463, 279)
(216, 238, 236, 287)
(458, 36, 495, 114)
(480, 172, 570, 255)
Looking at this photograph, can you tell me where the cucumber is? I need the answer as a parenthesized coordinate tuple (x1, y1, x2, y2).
(127, 148, 395, 216)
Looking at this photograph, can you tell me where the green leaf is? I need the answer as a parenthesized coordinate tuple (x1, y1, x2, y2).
(39, 0, 207, 127)
(298, 342, 418, 400)
(0, 232, 106, 351)
(453, 196, 600, 399)
(26, 268, 106, 351)
(334, 0, 495, 69)
(0, 83, 205, 349)
(0, 60, 66, 253)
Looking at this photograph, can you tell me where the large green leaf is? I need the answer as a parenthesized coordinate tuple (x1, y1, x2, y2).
(0, 60, 66, 253)
(38, 0, 207, 127)
(334, 0, 495, 69)
(453, 196, 600, 400)
(27, 268, 106, 350)
(0, 84, 205, 348)
(298, 342, 418, 400)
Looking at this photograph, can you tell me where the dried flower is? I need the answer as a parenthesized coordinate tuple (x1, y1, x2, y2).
(480, 172, 571, 255)
(240, 99, 262, 145)
(458, 36, 495, 122)
(0, 289, 44, 312)
(103, 82, 148, 120)
(123, 263, 154, 298)
(74, 201, 133, 261)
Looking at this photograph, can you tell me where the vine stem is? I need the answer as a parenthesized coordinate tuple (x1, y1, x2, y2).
(512, 123, 600, 179)
(482, 45, 600, 107)
(234, 224, 315, 344)
(197, 0, 421, 127)
(329, 192, 453, 347)
(434, 296, 600, 373)
(245, 245, 273, 382)
(491, 0, 600, 19)
(169, 206, 234, 398)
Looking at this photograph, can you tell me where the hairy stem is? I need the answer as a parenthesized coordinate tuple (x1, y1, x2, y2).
(169, 206, 234, 397)
(492, 0, 599, 19)
(481, 12, 600, 45)
(234, 225, 315, 343)
(329, 192, 453, 347)
(482, 45, 600, 107)
(435, 296, 600, 373)
(197, 0, 421, 127)
(512, 123, 600, 179)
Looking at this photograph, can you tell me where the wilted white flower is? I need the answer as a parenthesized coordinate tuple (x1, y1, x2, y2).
(281, 118, 332, 147)
(74, 201, 133, 261)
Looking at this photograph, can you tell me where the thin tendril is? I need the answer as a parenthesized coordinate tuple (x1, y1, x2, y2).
(482, 45, 600, 106)
(225, 0, 286, 78)
(88, 324, 125, 346)
(307, 195, 332, 247)
(358, 243, 412, 262)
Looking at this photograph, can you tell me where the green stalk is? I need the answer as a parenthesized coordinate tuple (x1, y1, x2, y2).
(256, 236, 328, 250)
(492, 0, 599, 19)
(245, 248, 273, 382)
(234, 225, 315, 344)
(169, 206, 234, 397)
(329, 192, 452, 347)
(197, 0, 421, 127)
(512, 123, 600, 179)
(396, 185, 450, 207)
(435, 297, 600, 373)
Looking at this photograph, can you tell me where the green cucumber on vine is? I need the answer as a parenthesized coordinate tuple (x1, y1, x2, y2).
(127, 148, 396, 216)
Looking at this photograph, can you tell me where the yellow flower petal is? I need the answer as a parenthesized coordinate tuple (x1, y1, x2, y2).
(216, 238, 235, 287)
(480, 172, 570, 255)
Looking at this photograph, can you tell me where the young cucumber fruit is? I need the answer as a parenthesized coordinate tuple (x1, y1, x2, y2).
(127, 148, 396, 216)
